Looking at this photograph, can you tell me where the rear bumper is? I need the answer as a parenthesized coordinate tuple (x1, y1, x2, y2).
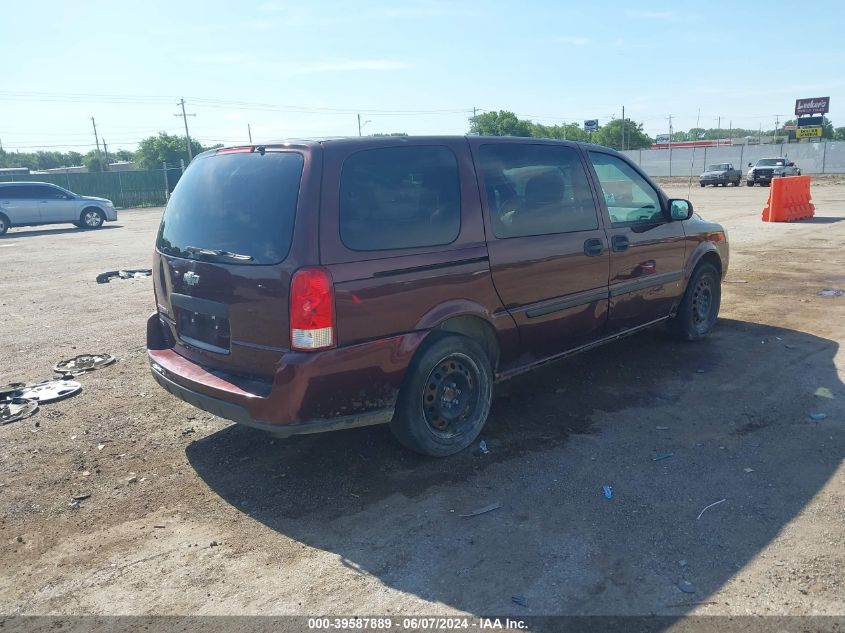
(146, 312, 426, 435)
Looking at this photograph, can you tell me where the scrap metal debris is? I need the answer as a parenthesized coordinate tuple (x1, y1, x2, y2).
(809, 412, 828, 421)
(0, 383, 26, 399)
(459, 502, 501, 518)
(96, 269, 152, 284)
(54, 353, 115, 375)
(0, 398, 39, 425)
(696, 498, 727, 520)
(15, 380, 81, 404)
(818, 288, 845, 297)
(602, 484, 613, 500)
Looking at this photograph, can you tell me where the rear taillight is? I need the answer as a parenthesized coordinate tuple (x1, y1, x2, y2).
(290, 268, 335, 351)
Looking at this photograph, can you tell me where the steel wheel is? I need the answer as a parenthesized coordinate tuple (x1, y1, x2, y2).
(422, 353, 481, 439)
(691, 276, 716, 334)
(391, 334, 493, 456)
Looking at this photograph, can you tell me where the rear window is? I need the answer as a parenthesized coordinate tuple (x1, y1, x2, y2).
(339, 146, 461, 251)
(157, 151, 303, 265)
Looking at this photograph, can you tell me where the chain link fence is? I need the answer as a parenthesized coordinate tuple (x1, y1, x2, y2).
(622, 141, 845, 177)
(0, 165, 183, 208)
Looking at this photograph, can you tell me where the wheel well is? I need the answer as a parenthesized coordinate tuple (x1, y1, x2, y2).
(432, 315, 500, 372)
(697, 251, 722, 278)
(0, 212, 9, 225)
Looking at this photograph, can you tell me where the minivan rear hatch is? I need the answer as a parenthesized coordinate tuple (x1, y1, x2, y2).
(154, 147, 306, 377)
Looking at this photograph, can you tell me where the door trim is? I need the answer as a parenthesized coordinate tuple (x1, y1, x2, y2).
(526, 287, 609, 318)
(497, 314, 670, 381)
(609, 270, 683, 297)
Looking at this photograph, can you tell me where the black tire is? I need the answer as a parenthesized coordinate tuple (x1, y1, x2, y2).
(667, 262, 721, 341)
(390, 334, 493, 457)
(0, 214, 9, 236)
(746, 181, 754, 187)
(700, 183, 706, 188)
(79, 207, 105, 229)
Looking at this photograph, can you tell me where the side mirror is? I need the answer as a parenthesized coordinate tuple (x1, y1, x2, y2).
(748, 162, 753, 167)
(788, 161, 795, 167)
(668, 199, 693, 221)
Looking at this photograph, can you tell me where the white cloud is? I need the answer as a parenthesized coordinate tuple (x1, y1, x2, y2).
(556, 35, 591, 46)
(300, 60, 410, 73)
(627, 10, 675, 19)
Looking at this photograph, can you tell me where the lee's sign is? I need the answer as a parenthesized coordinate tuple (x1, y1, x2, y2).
(795, 97, 830, 116)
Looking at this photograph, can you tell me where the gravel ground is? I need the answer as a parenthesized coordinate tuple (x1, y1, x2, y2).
(0, 181, 843, 620)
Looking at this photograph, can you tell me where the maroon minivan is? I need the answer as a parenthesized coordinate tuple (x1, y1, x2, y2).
(147, 136, 728, 456)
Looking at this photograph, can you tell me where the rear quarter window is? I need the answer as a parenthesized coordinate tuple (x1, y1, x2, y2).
(339, 146, 461, 251)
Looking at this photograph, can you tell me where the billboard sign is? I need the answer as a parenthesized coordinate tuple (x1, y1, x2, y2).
(654, 134, 670, 144)
(795, 126, 823, 139)
(794, 97, 830, 116)
(583, 119, 599, 132)
(796, 116, 824, 127)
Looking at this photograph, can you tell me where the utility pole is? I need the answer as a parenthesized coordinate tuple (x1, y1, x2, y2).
(622, 105, 625, 151)
(102, 139, 109, 170)
(174, 98, 196, 162)
(248, 124, 253, 143)
(667, 114, 673, 177)
(91, 116, 102, 164)
(717, 116, 721, 136)
(357, 114, 371, 137)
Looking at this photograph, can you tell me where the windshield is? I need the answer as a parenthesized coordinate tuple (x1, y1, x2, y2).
(707, 164, 730, 171)
(757, 159, 785, 166)
(156, 150, 303, 265)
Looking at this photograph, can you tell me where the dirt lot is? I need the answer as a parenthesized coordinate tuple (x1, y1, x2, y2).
(1, 179, 844, 621)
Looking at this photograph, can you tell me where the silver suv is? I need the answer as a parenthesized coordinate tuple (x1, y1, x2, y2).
(0, 182, 117, 235)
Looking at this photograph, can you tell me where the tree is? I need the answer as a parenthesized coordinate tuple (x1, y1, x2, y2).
(469, 110, 534, 137)
(834, 127, 845, 141)
(83, 153, 104, 172)
(592, 118, 652, 150)
(112, 149, 134, 162)
(533, 122, 589, 142)
(134, 132, 207, 170)
(822, 119, 835, 139)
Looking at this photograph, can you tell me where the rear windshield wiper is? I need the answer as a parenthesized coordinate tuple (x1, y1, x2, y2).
(185, 246, 254, 261)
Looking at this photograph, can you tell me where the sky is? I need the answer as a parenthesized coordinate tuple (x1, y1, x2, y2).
(2, 0, 844, 154)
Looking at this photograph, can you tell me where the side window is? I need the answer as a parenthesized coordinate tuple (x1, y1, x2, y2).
(339, 146, 461, 251)
(479, 144, 599, 239)
(588, 152, 663, 224)
(2, 185, 30, 200)
(35, 185, 65, 199)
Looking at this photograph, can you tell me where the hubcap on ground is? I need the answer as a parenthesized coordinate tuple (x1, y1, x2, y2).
(422, 354, 479, 438)
(692, 278, 713, 329)
(84, 211, 102, 227)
